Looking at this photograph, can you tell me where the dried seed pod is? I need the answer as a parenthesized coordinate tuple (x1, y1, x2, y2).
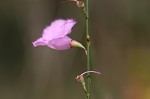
(75, 75, 88, 96)
(75, 71, 101, 97)
(75, 0, 85, 8)
(60, 0, 85, 8)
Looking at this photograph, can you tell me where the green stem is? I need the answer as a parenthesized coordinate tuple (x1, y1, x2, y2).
(85, 0, 91, 99)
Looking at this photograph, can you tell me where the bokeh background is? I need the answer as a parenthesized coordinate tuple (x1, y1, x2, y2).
(0, 0, 150, 99)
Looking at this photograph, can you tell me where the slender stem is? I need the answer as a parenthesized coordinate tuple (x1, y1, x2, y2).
(85, 0, 91, 99)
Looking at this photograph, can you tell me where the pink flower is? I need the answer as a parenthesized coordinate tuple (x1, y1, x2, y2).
(33, 19, 76, 50)
(32, 19, 86, 51)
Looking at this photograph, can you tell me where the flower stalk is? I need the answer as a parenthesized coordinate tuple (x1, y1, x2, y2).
(85, 0, 91, 99)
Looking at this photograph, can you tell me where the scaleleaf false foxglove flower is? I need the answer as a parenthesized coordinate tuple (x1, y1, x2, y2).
(32, 19, 86, 51)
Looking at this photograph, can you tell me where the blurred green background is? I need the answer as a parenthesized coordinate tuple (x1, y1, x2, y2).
(0, 0, 150, 99)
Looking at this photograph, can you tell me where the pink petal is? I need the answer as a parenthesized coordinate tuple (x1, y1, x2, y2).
(47, 36, 72, 50)
(42, 19, 76, 40)
(32, 38, 48, 47)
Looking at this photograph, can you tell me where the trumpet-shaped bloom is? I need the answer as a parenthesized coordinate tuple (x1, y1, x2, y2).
(32, 19, 76, 50)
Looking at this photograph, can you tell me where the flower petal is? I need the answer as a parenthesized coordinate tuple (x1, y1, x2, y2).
(47, 36, 72, 50)
(32, 38, 48, 47)
(42, 19, 76, 40)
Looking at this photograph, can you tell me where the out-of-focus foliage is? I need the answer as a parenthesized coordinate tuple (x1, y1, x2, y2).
(0, 0, 150, 99)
